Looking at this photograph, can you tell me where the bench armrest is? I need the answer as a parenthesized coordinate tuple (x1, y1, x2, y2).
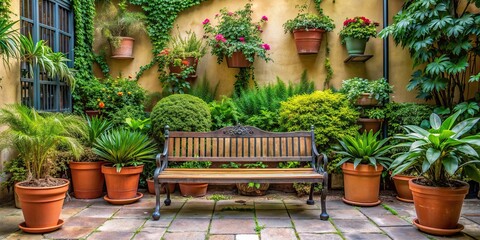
(312, 147, 328, 174)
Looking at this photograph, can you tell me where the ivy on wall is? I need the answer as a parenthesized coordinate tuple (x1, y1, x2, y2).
(0, 0, 12, 20)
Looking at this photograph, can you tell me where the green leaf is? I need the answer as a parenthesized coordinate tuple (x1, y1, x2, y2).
(442, 155, 458, 176)
(463, 165, 480, 182)
(426, 148, 440, 164)
(430, 113, 441, 129)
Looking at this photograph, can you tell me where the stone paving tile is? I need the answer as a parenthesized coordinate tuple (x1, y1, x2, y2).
(1, 216, 23, 236)
(123, 199, 156, 209)
(235, 234, 259, 240)
(255, 209, 290, 219)
(432, 233, 476, 240)
(213, 209, 255, 219)
(162, 231, 207, 240)
(462, 223, 480, 238)
(183, 199, 215, 210)
(261, 228, 296, 240)
(87, 231, 134, 240)
(3, 231, 44, 240)
(465, 216, 480, 225)
(334, 220, 383, 233)
(298, 233, 343, 240)
(215, 200, 254, 210)
(288, 209, 323, 219)
(359, 206, 393, 216)
(63, 199, 98, 208)
(326, 200, 351, 210)
(143, 218, 173, 228)
(97, 218, 145, 232)
(329, 209, 368, 220)
(257, 218, 293, 228)
(209, 234, 235, 240)
(63, 216, 107, 227)
(75, 206, 119, 218)
(156, 209, 180, 219)
(367, 215, 411, 227)
(284, 202, 320, 210)
(343, 233, 391, 240)
(210, 219, 256, 234)
(294, 219, 337, 233)
(254, 203, 285, 210)
(176, 209, 213, 218)
(44, 226, 96, 239)
(113, 208, 152, 219)
(168, 218, 210, 232)
(380, 226, 429, 240)
(132, 227, 166, 240)
(60, 207, 84, 219)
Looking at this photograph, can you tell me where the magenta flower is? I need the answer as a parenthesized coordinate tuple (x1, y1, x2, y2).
(261, 15, 268, 21)
(239, 37, 245, 42)
(261, 44, 270, 50)
(215, 34, 226, 43)
(228, 12, 233, 16)
(202, 18, 210, 25)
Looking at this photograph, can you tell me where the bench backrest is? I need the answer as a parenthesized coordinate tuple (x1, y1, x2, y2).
(164, 125, 316, 163)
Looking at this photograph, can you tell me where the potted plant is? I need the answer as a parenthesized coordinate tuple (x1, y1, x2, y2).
(390, 112, 480, 235)
(221, 161, 270, 196)
(340, 77, 392, 106)
(175, 161, 211, 197)
(0, 105, 86, 233)
(95, 0, 146, 59)
(339, 16, 379, 55)
(358, 108, 385, 134)
(202, 1, 271, 68)
(334, 130, 392, 206)
(283, 4, 335, 54)
(69, 117, 112, 199)
(93, 129, 157, 204)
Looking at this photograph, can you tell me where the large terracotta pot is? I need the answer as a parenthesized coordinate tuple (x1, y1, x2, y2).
(409, 179, 469, 232)
(357, 118, 384, 134)
(355, 93, 379, 106)
(146, 179, 176, 194)
(70, 161, 105, 199)
(292, 29, 325, 54)
(110, 37, 135, 59)
(15, 179, 69, 231)
(102, 165, 143, 199)
(345, 37, 368, 55)
(392, 175, 415, 203)
(236, 183, 270, 196)
(226, 51, 252, 68)
(342, 163, 383, 206)
(179, 183, 208, 197)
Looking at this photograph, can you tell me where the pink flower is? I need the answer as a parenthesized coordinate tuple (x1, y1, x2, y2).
(261, 43, 270, 50)
(228, 12, 233, 16)
(202, 18, 210, 25)
(261, 15, 268, 21)
(215, 34, 226, 43)
(239, 37, 245, 42)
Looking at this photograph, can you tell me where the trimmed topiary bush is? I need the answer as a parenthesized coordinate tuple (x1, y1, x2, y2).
(279, 90, 359, 150)
(151, 94, 211, 141)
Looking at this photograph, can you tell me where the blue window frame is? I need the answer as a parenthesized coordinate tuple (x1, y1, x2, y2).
(20, 0, 74, 112)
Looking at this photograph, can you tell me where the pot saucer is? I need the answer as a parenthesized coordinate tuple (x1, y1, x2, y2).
(104, 192, 143, 205)
(413, 218, 464, 236)
(342, 197, 381, 207)
(396, 196, 414, 203)
(19, 219, 64, 233)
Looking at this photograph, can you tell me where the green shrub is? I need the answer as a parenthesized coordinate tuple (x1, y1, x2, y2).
(150, 94, 211, 141)
(279, 90, 359, 150)
(188, 76, 218, 103)
(384, 102, 433, 136)
(209, 97, 241, 130)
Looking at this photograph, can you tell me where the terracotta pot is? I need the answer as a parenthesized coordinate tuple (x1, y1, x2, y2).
(179, 183, 208, 197)
(328, 173, 344, 190)
(292, 29, 325, 54)
(357, 118, 384, 134)
(226, 51, 252, 68)
(70, 161, 105, 199)
(236, 183, 270, 196)
(409, 179, 469, 230)
(345, 37, 368, 55)
(15, 179, 69, 230)
(342, 163, 383, 206)
(110, 37, 135, 59)
(84, 110, 100, 118)
(356, 93, 379, 106)
(102, 165, 143, 199)
(146, 179, 176, 194)
(392, 175, 415, 203)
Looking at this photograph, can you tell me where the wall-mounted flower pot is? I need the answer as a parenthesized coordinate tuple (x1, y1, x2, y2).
(147, 179, 176, 195)
(226, 51, 252, 68)
(355, 93, 378, 106)
(342, 163, 383, 206)
(236, 183, 269, 196)
(70, 161, 105, 199)
(345, 37, 368, 55)
(110, 37, 135, 59)
(292, 29, 325, 54)
(392, 175, 415, 203)
(179, 183, 208, 197)
(357, 118, 384, 134)
(84, 110, 100, 118)
(169, 57, 198, 81)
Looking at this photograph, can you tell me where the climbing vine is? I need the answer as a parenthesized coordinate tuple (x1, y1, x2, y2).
(0, 0, 12, 20)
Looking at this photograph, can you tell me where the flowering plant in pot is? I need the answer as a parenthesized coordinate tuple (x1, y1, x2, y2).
(283, 4, 335, 54)
(0, 105, 86, 233)
(389, 112, 480, 235)
(93, 129, 157, 204)
(339, 16, 378, 55)
(202, 1, 271, 67)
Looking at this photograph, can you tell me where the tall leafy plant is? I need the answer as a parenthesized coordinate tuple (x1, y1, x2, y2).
(379, 0, 480, 108)
(0, 18, 18, 66)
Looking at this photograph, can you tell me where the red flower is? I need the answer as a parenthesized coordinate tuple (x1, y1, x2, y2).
(261, 15, 268, 21)
(202, 18, 210, 25)
(182, 60, 190, 65)
(239, 37, 245, 42)
(98, 102, 105, 109)
(159, 48, 170, 56)
(215, 34, 226, 42)
(261, 43, 270, 50)
(228, 11, 233, 16)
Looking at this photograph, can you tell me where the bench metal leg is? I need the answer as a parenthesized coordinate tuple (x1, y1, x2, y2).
(306, 183, 315, 205)
(152, 178, 161, 220)
(320, 177, 329, 220)
(164, 185, 171, 206)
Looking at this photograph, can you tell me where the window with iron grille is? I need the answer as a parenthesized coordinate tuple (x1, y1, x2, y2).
(20, 0, 73, 112)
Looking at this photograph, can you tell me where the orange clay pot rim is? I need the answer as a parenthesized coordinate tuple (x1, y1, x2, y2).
(293, 28, 326, 32)
(15, 179, 69, 190)
(409, 178, 469, 190)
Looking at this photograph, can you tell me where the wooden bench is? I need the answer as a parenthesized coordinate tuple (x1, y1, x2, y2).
(152, 125, 329, 220)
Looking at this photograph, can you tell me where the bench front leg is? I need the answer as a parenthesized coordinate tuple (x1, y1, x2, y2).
(320, 172, 329, 220)
(152, 167, 162, 220)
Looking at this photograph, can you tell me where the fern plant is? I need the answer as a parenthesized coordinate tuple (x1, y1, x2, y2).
(0, 18, 18, 66)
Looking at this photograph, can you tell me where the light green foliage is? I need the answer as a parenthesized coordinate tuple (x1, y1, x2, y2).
(382, 204, 398, 215)
(150, 94, 211, 141)
(243, 162, 268, 168)
(188, 76, 218, 103)
(283, 3, 335, 33)
(340, 77, 392, 104)
(208, 194, 231, 201)
(125, 117, 151, 134)
(0, 0, 12, 20)
(365, 108, 385, 119)
(173, 161, 211, 168)
(279, 90, 359, 150)
(84, 116, 113, 148)
(209, 97, 241, 130)
(339, 16, 378, 44)
(0, 18, 19, 66)
(166, 29, 206, 62)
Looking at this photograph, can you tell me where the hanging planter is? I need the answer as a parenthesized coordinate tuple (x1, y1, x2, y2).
(292, 29, 325, 54)
(168, 57, 198, 81)
(110, 37, 135, 59)
(226, 51, 252, 68)
(357, 118, 383, 133)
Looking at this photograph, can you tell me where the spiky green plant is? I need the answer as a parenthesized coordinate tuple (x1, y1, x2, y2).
(0, 18, 18, 66)
(85, 116, 113, 147)
(0, 105, 87, 181)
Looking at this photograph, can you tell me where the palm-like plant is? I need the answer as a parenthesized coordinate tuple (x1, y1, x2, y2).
(85, 116, 113, 147)
(0, 18, 19, 66)
(334, 130, 392, 169)
(390, 112, 480, 187)
(0, 105, 87, 181)
(93, 129, 157, 172)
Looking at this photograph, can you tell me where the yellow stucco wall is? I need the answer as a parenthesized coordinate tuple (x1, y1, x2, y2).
(99, 0, 423, 103)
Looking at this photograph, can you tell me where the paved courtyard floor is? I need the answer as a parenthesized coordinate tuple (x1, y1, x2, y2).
(0, 189, 479, 240)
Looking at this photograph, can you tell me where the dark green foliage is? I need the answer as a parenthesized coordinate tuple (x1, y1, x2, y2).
(189, 76, 218, 103)
(209, 97, 241, 130)
(385, 103, 433, 136)
(279, 90, 359, 150)
(150, 94, 211, 141)
(173, 161, 212, 168)
(72, 0, 95, 87)
(1, 157, 26, 192)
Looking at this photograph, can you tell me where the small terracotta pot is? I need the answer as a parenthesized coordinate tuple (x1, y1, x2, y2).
(15, 179, 69, 230)
(179, 183, 208, 197)
(357, 118, 384, 134)
(292, 29, 325, 54)
(102, 165, 143, 199)
(226, 51, 252, 68)
(342, 163, 383, 206)
(355, 93, 379, 106)
(409, 179, 469, 230)
(70, 161, 105, 199)
(392, 175, 415, 203)
(146, 179, 176, 194)
(110, 37, 135, 59)
(84, 110, 100, 118)
(236, 183, 270, 196)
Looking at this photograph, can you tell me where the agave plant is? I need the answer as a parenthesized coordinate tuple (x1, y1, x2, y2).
(93, 129, 157, 172)
(0, 18, 19, 66)
(334, 130, 392, 169)
(0, 105, 86, 181)
(85, 116, 113, 147)
(390, 112, 480, 187)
